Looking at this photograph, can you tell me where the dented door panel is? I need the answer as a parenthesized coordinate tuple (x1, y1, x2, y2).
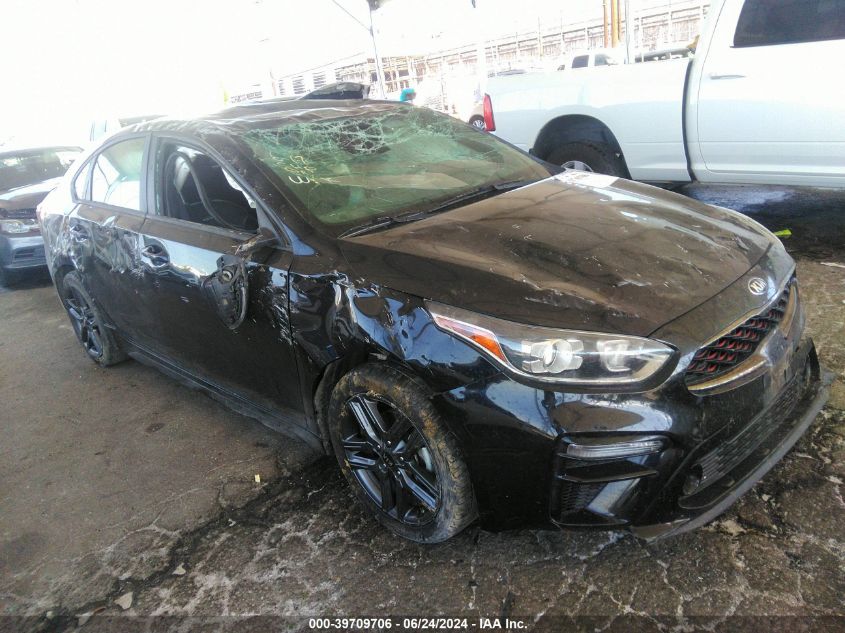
(133, 215, 303, 422)
(69, 203, 149, 336)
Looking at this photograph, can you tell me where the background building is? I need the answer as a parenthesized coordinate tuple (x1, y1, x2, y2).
(227, 0, 708, 111)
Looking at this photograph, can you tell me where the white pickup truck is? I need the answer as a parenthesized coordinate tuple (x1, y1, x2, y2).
(484, 0, 845, 188)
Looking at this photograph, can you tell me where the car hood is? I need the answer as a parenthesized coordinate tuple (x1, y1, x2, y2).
(0, 177, 62, 215)
(339, 174, 775, 337)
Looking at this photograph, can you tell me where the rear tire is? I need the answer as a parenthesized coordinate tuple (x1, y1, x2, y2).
(327, 364, 477, 543)
(469, 116, 486, 131)
(60, 271, 127, 367)
(548, 142, 628, 177)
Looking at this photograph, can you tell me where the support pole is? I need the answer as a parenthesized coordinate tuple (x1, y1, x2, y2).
(603, 0, 610, 48)
(611, 0, 620, 48)
(369, 6, 388, 98)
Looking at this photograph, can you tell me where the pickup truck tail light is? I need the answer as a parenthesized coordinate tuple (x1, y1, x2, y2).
(483, 93, 496, 132)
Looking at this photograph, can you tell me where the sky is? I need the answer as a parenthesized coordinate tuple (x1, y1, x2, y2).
(1, 0, 678, 144)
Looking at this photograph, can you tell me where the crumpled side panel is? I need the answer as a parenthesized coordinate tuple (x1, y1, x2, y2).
(289, 265, 500, 399)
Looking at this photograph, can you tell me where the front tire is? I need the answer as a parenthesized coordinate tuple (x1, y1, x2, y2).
(327, 364, 476, 543)
(61, 271, 127, 366)
(548, 141, 628, 177)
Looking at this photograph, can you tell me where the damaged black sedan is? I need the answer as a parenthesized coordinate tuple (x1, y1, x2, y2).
(39, 100, 830, 542)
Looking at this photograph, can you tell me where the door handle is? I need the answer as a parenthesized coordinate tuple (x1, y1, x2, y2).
(69, 223, 89, 240)
(708, 71, 746, 80)
(140, 244, 170, 268)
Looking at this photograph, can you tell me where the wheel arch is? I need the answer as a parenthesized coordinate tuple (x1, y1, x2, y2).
(52, 261, 77, 298)
(293, 279, 500, 455)
(311, 351, 431, 455)
(533, 114, 628, 170)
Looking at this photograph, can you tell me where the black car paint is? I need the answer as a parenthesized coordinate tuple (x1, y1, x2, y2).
(340, 177, 772, 336)
(39, 100, 826, 536)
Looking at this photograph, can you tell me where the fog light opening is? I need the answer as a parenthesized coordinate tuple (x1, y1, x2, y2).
(566, 436, 665, 460)
(683, 465, 704, 495)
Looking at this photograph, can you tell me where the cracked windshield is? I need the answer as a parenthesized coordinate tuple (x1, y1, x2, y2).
(242, 105, 548, 229)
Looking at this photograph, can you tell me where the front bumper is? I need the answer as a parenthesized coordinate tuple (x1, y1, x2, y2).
(632, 356, 832, 540)
(434, 258, 829, 535)
(0, 233, 47, 271)
(439, 336, 828, 535)
(547, 338, 825, 534)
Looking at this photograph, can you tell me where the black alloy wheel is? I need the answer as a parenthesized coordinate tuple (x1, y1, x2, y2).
(341, 393, 440, 526)
(61, 271, 127, 367)
(328, 364, 476, 542)
(65, 285, 104, 360)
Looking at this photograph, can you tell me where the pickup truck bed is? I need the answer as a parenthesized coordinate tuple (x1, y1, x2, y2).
(488, 60, 691, 183)
(485, 0, 845, 189)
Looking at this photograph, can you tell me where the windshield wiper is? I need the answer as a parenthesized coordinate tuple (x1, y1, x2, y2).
(339, 215, 412, 238)
(416, 179, 537, 216)
(339, 178, 539, 239)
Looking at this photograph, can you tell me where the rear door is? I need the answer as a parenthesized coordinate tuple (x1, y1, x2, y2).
(69, 134, 152, 335)
(132, 134, 303, 423)
(693, 0, 845, 186)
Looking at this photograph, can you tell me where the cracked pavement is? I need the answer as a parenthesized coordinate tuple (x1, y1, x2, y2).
(1, 185, 844, 631)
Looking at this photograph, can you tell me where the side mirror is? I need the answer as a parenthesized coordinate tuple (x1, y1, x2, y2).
(235, 226, 278, 257)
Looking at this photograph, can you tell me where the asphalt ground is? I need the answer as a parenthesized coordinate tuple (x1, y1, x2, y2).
(0, 184, 843, 632)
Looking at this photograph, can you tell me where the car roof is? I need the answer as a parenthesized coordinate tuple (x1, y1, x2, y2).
(131, 99, 410, 138)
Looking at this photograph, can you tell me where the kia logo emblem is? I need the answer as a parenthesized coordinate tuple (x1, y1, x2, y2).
(748, 278, 768, 295)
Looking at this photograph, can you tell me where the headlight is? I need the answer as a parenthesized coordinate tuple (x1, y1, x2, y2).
(0, 219, 39, 234)
(427, 302, 675, 387)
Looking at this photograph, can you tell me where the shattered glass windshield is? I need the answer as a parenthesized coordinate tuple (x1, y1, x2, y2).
(241, 106, 549, 233)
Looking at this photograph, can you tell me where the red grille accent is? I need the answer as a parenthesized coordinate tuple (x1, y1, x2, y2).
(685, 279, 794, 385)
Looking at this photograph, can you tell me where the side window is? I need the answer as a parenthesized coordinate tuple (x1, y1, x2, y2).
(155, 142, 258, 233)
(734, 0, 845, 47)
(73, 161, 92, 200)
(90, 138, 145, 210)
(571, 55, 589, 69)
(594, 54, 609, 66)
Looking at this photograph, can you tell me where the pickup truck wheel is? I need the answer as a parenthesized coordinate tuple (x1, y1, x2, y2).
(548, 142, 627, 177)
(469, 116, 486, 131)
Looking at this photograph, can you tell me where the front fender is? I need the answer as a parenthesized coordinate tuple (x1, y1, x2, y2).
(291, 270, 499, 392)
(289, 270, 502, 441)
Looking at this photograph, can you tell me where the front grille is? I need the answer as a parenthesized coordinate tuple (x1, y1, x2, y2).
(556, 481, 604, 514)
(13, 246, 45, 262)
(685, 279, 794, 386)
(687, 361, 808, 494)
(5, 208, 36, 219)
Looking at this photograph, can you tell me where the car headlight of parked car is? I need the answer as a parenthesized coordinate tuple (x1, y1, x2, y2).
(0, 218, 40, 234)
(428, 301, 675, 387)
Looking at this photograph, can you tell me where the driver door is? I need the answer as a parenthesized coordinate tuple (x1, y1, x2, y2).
(133, 134, 304, 423)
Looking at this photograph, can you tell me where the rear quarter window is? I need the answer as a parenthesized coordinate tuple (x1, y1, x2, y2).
(72, 161, 92, 200)
(89, 137, 145, 211)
